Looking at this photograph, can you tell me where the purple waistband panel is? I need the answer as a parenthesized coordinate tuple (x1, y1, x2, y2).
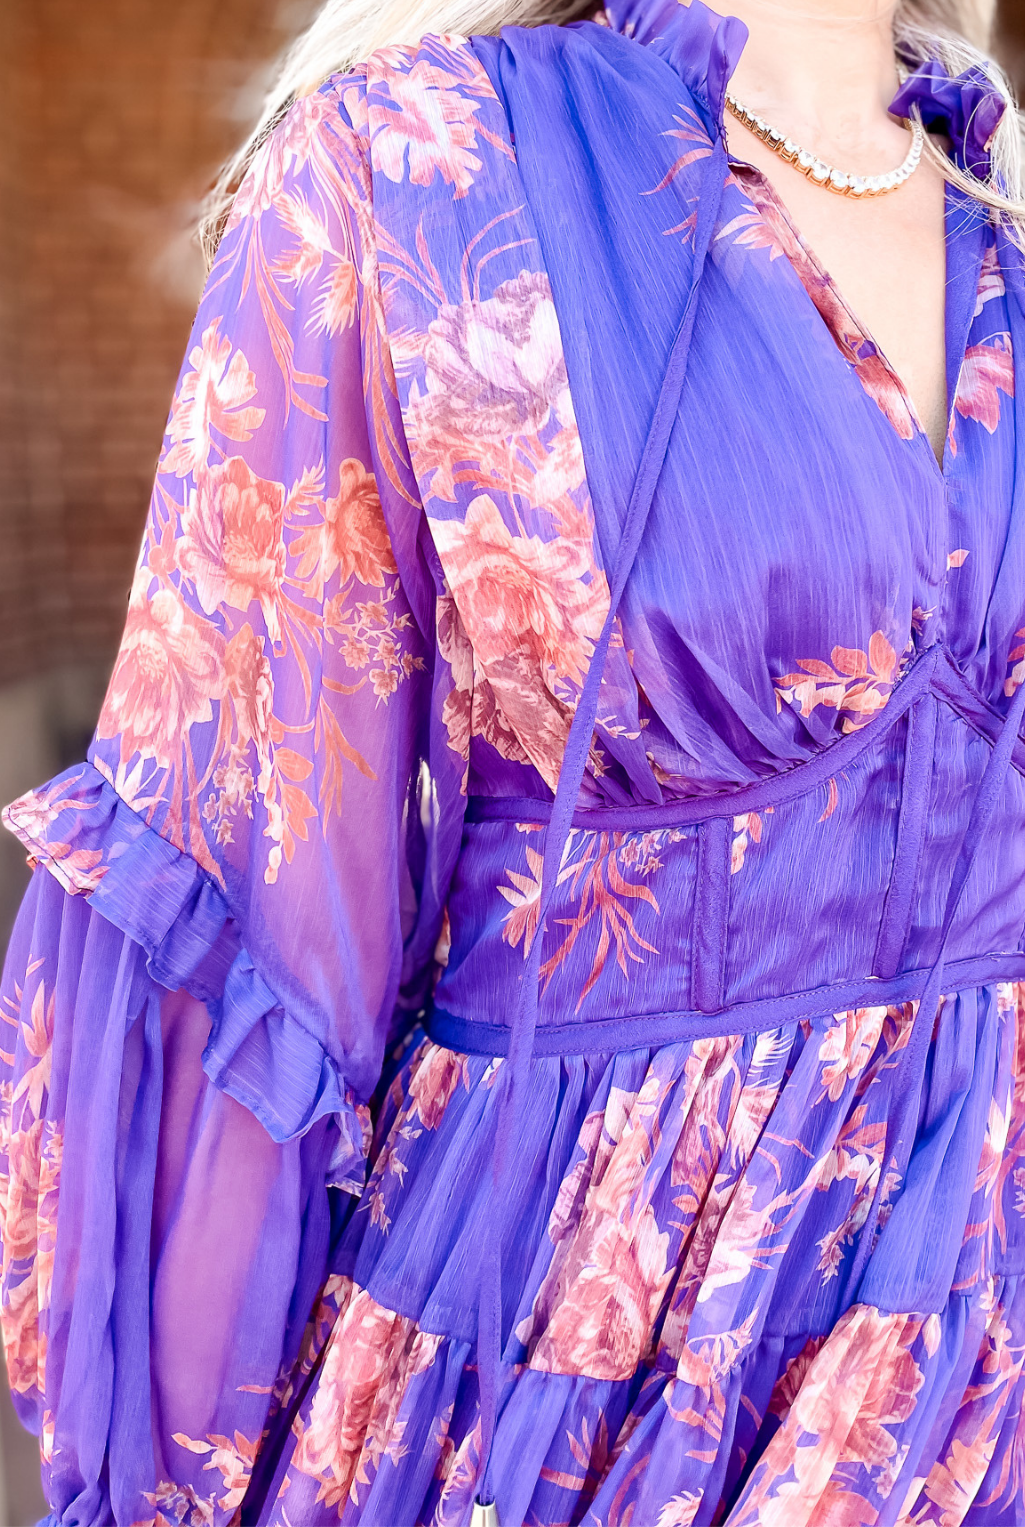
(428, 950, 1025, 1057)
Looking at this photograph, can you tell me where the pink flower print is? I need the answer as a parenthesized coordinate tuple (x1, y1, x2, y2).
(538, 1412, 610, 1501)
(650, 105, 714, 198)
(654, 1495, 702, 1527)
(97, 573, 226, 770)
(528, 1202, 672, 1381)
(695, 1176, 784, 1303)
(788, 1309, 924, 1458)
(816, 1006, 890, 1102)
(732, 811, 769, 874)
(412, 271, 574, 501)
(372, 60, 490, 198)
(223, 624, 274, 752)
(2, 772, 94, 856)
(915, 1294, 1025, 1522)
(4, 1137, 46, 1273)
(292, 459, 396, 594)
(436, 594, 474, 767)
(293, 1285, 402, 1484)
(272, 192, 331, 283)
(313, 251, 359, 337)
(371, 666, 399, 698)
(521, 1080, 675, 1380)
(1, 1274, 43, 1397)
(436, 595, 531, 773)
(974, 240, 1006, 316)
(178, 457, 286, 636)
(407, 1044, 465, 1130)
(0, 971, 61, 1401)
(231, 89, 338, 224)
(716, 205, 789, 263)
(815, 1106, 885, 1205)
(163, 319, 264, 479)
(210, 627, 273, 844)
(841, 1332, 926, 1472)
(674, 1315, 758, 1394)
(1006, 628, 1025, 697)
(733, 168, 921, 443)
(499, 840, 545, 956)
(499, 828, 663, 1001)
(343, 84, 369, 137)
(542, 1112, 607, 1252)
(431, 494, 606, 692)
(172, 1429, 260, 1513)
(816, 1219, 855, 1281)
(768, 1336, 827, 1421)
(16, 981, 54, 1119)
(851, 348, 918, 440)
(270, 191, 360, 338)
(33, 846, 106, 897)
(719, 172, 798, 264)
(735, 1312, 930, 1525)
(292, 1282, 442, 1499)
(955, 334, 1015, 433)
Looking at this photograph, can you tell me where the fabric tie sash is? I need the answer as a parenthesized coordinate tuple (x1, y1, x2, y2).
(474, 128, 732, 1513)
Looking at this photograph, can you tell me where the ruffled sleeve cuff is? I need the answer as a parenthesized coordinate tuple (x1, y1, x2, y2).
(3, 762, 370, 1186)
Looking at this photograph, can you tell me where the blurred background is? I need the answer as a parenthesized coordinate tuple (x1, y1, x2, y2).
(0, 1, 1023, 1521)
(0, 2, 320, 1518)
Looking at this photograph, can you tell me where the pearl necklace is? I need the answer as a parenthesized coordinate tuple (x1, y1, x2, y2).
(725, 94, 925, 197)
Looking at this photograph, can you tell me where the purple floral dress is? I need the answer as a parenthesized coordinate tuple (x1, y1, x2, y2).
(3, 2, 1025, 1523)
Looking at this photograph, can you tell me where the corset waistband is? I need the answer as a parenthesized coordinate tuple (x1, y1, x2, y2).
(430, 645, 1025, 1055)
(428, 950, 1025, 1056)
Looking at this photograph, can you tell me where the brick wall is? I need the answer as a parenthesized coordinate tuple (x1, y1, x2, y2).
(1002, 0, 1024, 73)
(0, 0, 303, 686)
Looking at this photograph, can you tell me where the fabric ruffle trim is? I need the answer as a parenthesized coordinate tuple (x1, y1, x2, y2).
(2, 762, 369, 1185)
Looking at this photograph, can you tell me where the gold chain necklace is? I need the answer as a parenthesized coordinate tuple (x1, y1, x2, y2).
(724, 94, 925, 197)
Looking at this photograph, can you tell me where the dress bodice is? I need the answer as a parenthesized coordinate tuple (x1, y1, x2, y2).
(465, 3, 1022, 806)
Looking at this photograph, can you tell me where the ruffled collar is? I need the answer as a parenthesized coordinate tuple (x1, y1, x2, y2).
(890, 60, 1006, 177)
(600, 0, 747, 124)
(601, 0, 1006, 175)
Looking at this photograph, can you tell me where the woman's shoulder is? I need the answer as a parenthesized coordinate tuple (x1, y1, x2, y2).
(289, 11, 642, 127)
(242, 12, 708, 238)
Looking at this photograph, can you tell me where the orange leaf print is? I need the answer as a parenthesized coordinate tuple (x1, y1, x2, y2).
(868, 631, 897, 681)
(275, 747, 314, 783)
(831, 647, 871, 678)
(775, 630, 904, 732)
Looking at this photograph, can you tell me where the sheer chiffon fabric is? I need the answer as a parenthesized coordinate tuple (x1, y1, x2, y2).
(3, 1, 1025, 1523)
(257, 991, 1025, 1526)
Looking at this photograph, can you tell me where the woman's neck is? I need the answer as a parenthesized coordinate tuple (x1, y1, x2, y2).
(721, 0, 908, 169)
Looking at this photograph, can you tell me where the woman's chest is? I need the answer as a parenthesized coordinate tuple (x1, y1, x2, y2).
(495, 65, 1020, 789)
(724, 135, 951, 458)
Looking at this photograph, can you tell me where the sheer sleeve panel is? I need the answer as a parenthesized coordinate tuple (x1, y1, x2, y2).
(0, 75, 445, 1527)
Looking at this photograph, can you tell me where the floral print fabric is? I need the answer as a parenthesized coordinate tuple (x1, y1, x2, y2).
(263, 987, 1025, 1525)
(1, 1, 1025, 1524)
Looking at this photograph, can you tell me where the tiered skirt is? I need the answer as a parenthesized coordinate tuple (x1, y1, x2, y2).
(252, 987, 1025, 1526)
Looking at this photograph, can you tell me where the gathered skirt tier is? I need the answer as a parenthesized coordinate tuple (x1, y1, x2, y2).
(4, 866, 1025, 1527)
(252, 988, 1025, 1527)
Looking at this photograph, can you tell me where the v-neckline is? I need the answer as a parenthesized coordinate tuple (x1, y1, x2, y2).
(727, 160, 987, 481)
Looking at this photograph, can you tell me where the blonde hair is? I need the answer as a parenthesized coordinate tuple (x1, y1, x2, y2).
(200, 0, 1025, 263)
